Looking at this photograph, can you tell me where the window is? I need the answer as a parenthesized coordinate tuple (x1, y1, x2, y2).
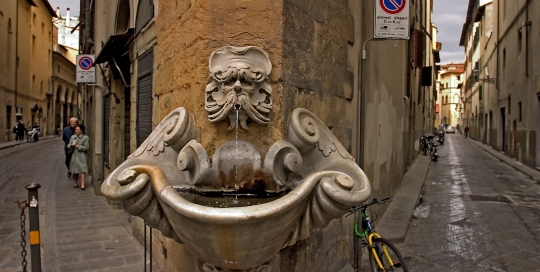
(503, 48, 506, 69)
(33, 13, 36, 25)
(518, 29, 522, 52)
(411, 29, 425, 68)
(137, 47, 154, 147)
(32, 35, 36, 55)
(508, 95, 511, 115)
(42, 23, 44, 34)
(135, 0, 154, 34)
(479, 85, 482, 100)
(7, 19, 12, 68)
(518, 102, 522, 121)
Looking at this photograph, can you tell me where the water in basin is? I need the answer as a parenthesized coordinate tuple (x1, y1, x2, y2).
(177, 190, 287, 208)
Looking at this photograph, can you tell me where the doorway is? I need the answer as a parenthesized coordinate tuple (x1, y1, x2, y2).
(536, 96, 540, 168)
(500, 107, 506, 151)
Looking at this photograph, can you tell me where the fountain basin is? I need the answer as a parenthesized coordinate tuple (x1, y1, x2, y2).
(101, 107, 371, 271)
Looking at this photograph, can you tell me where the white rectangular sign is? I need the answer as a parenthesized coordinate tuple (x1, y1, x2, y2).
(76, 54, 96, 83)
(374, 0, 410, 39)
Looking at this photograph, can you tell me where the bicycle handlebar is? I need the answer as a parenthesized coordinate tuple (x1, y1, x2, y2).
(346, 197, 392, 216)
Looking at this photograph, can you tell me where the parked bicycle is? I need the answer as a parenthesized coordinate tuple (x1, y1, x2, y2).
(347, 198, 409, 272)
(420, 134, 438, 162)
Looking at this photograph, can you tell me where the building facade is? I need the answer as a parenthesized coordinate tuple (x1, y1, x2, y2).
(80, 0, 438, 270)
(460, 0, 540, 169)
(0, 0, 57, 141)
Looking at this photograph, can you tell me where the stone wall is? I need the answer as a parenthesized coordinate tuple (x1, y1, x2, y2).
(155, 0, 284, 157)
(150, 0, 358, 271)
(282, 0, 355, 151)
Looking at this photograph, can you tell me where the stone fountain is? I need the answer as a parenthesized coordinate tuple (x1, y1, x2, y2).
(101, 46, 371, 272)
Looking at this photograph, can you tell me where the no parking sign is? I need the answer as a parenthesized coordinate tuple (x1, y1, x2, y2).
(374, 0, 410, 39)
(76, 54, 96, 83)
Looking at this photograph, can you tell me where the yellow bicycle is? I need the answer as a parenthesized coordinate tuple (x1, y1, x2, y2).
(347, 198, 409, 272)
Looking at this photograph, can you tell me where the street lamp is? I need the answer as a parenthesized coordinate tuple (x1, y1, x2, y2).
(472, 69, 495, 83)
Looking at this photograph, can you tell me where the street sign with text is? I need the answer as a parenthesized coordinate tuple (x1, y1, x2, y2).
(374, 0, 410, 39)
(76, 54, 96, 83)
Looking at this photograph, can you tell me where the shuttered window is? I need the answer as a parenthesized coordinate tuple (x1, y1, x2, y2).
(124, 86, 130, 159)
(411, 28, 425, 68)
(104, 95, 111, 166)
(137, 48, 154, 147)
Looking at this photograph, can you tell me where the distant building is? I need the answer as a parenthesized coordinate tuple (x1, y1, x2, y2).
(437, 63, 464, 127)
(51, 8, 79, 132)
(53, 7, 79, 62)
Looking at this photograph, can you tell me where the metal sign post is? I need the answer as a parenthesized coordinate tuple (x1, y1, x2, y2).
(26, 183, 42, 272)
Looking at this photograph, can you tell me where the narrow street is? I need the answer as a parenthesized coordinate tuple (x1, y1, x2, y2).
(400, 133, 540, 271)
(0, 138, 146, 272)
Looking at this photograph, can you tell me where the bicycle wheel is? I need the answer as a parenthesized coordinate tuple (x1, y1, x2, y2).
(368, 237, 409, 272)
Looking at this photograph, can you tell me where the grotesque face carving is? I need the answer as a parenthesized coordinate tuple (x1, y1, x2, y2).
(205, 46, 272, 130)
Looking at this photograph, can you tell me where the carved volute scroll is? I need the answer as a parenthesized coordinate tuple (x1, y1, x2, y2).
(205, 46, 273, 130)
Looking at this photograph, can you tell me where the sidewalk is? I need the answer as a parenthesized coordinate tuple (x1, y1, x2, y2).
(0, 135, 59, 150)
(376, 135, 540, 243)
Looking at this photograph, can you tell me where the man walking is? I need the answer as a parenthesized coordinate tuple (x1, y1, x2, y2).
(62, 117, 78, 177)
(16, 120, 26, 141)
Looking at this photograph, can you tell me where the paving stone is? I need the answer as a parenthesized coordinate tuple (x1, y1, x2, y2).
(0, 139, 148, 271)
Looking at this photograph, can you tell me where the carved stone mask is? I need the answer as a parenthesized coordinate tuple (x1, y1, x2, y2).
(205, 46, 272, 130)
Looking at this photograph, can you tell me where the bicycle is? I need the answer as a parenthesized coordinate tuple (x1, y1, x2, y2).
(347, 198, 409, 272)
(420, 134, 438, 162)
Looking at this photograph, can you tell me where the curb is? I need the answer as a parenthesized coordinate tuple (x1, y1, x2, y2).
(467, 138, 540, 183)
(375, 155, 431, 243)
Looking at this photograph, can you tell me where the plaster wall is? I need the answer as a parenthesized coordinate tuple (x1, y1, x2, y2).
(0, 1, 17, 141)
(481, 0, 540, 167)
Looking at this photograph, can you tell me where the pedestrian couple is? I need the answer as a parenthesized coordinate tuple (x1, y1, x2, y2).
(62, 117, 89, 190)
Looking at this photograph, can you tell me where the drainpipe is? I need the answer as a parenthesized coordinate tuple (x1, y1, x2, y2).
(525, 0, 530, 77)
(359, 38, 388, 169)
(87, 83, 104, 194)
(14, 0, 19, 121)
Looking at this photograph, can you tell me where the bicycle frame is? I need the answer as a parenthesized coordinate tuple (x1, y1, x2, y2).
(353, 202, 399, 271)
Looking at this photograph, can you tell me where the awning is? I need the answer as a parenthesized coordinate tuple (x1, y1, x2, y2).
(474, 5, 486, 22)
(94, 28, 134, 65)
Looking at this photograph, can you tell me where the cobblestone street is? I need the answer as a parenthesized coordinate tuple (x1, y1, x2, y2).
(0, 138, 147, 272)
(399, 134, 540, 271)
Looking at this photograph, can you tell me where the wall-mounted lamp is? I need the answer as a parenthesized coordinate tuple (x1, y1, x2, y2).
(472, 69, 495, 84)
(522, 21, 532, 27)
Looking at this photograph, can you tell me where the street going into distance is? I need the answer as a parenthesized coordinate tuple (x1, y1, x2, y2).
(0, 137, 147, 271)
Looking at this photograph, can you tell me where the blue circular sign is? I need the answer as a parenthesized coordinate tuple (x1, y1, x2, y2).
(79, 56, 93, 70)
(380, 0, 406, 14)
